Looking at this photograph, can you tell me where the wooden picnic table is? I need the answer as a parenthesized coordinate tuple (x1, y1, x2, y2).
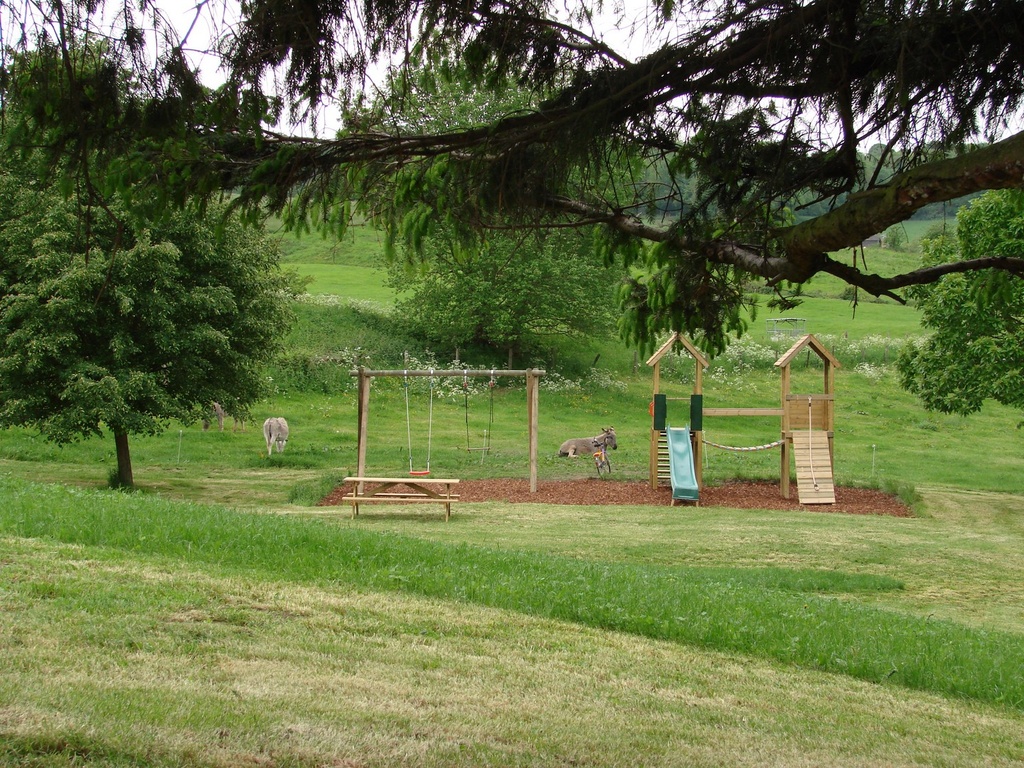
(343, 477, 460, 521)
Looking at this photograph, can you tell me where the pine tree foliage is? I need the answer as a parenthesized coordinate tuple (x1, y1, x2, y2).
(3, 0, 1024, 351)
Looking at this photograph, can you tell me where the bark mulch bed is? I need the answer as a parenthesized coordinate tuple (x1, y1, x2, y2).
(319, 478, 911, 517)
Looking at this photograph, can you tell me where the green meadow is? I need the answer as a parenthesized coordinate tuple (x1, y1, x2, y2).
(2, 223, 1024, 766)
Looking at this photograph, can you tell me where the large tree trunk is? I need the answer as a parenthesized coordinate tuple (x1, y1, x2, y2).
(113, 431, 134, 489)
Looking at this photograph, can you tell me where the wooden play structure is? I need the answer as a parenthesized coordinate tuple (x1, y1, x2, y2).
(776, 335, 840, 504)
(647, 333, 839, 504)
(352, 367, 544, 492)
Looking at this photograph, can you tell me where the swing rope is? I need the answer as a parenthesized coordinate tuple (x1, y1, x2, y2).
(482, 371, 495, 463)
(463, 371, 472, 450)
(463, 369, 495, 462)
(807, 395, 819, 491)
(405, 369, 434, 476)
(421, 370, 434, 474)
(404, 371, 413, 473)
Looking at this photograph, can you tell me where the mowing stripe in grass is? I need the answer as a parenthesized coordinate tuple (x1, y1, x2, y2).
(3, 476, 1023, 710)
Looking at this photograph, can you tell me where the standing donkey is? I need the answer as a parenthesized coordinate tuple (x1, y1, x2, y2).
(203, 402, 227, 432)
(558, 427, 617, 457)
(204, 402, 247, 432)
(263, 417, 289, 456)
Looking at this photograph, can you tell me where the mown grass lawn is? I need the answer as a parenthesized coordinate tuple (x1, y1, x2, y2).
(5, 538, 1022, 767)
(2, 478, 1024, 766)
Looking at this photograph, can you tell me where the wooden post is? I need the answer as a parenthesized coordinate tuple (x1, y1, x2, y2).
(650, 358, 660, 489)
(824, 357, 836, 468)
(780, 363, 791, 499)
(693, 356, 704, 492)
(527, 368, 539, 493)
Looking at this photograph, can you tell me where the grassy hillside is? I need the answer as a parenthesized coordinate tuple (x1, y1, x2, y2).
(270, 218, 388, 266)
(3, 218, 1023, 767)
(0, 221, 1019, 499)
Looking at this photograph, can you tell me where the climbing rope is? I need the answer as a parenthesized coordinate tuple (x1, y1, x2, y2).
(702, 438, 784, 452)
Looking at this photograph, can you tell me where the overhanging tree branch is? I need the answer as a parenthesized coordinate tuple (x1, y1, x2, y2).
(778, 132, 1024, 268)
(6, 0, 1024, 351)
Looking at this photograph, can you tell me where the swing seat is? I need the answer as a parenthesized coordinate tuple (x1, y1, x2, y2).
(409, 469, 431, 476)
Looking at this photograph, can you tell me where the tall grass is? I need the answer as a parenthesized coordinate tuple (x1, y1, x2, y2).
(4, 475, 1024, 710)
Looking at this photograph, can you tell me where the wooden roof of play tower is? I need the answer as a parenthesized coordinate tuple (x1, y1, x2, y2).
(774, 333, 841, 372)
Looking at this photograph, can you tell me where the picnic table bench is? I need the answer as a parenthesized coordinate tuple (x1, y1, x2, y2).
(343, 477, 460, 521)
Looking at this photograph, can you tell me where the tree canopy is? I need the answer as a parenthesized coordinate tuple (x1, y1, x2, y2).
(898, 190, 1024, 419)
(0, 161, 295, 487)
(3, 0, 1024, 351)
(387, 225, 620, 361)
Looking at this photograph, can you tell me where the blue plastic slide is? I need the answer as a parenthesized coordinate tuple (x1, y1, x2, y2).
(666, 426, 699, 502)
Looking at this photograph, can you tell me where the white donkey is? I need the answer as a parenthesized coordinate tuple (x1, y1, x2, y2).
(558, 426, 617, 457)
(263, 417, 289, 456)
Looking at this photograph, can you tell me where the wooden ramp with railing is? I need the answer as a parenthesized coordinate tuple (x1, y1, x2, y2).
(791, 431, 835, 504)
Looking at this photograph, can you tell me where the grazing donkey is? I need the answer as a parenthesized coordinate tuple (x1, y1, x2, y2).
(203, 402, 227, 432)
(263, 417, 289, 456)
(558, 427, 617, 457)
(203, 402, 247, 432)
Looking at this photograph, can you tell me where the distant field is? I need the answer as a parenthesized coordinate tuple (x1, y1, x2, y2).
(269, 220, 388, 266)
(287, 263, 400, 302)
(284, 265, 927, 344)
(899, 216, 957, 243)
(277, 232, 928, 345)
(269, 216, 944, 356)
(751, 294, 923, 342)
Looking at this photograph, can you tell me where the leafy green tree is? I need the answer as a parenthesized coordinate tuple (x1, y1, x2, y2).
(0, 167, 295, 488)
(387, 226, 619, 362)
(372, 73, 620, 361)
(5, 0, 1024, 353)
(884, 225, 906, 252)
(898, 190, 1024, 419)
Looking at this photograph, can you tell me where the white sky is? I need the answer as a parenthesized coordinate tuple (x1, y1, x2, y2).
(151, 0, 659, 137)
(7, 0, 1016, 143)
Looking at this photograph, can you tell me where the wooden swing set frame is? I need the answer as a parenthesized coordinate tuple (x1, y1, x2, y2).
(352, 367, 545, 492)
